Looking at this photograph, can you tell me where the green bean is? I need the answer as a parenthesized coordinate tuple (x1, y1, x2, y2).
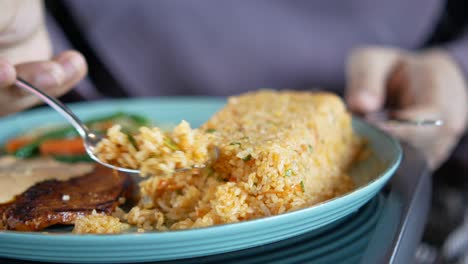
(53, 154, 93, 163)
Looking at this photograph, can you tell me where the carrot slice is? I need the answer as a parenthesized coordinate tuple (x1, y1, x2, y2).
(5, 137, 33, 153)
(39, 138, 86, 156)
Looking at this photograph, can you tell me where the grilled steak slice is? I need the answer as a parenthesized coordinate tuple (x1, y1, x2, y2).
(1, 165, 134, 231)
(0, 202, 10, 229)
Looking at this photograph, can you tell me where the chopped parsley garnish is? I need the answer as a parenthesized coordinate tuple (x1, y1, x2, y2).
(300, 181, 305, 192)
(229, 142, 241, 146)
(121, 129, 138, 149)
(240, 136, 249, 140)
(206, 128, 217, 133)
(308, 144, 313, 153)
(242, 154, 252, 161)
(127, 134, 138, 149)
(217, 176, 228, 182)
(163, 138, 179, 151)
(284, 169, 293, 177)
(120, 127, 138, 150)
(207, 167, 215, 177)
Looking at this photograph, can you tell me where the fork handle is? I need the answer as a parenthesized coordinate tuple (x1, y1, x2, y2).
(15, 78, 90, 138)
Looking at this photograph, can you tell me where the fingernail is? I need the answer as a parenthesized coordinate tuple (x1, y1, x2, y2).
(59, 55, 82, 81)
(358, 91, 380, 111)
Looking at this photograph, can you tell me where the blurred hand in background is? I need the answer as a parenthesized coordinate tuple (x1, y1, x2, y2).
(346, 46, 468, 169)
(0, 0, 86, 116)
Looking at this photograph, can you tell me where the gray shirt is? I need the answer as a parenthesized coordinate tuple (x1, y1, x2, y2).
(48, 0, 466, 98)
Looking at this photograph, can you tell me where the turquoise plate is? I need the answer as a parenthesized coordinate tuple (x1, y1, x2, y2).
(0, 98, 401, 263)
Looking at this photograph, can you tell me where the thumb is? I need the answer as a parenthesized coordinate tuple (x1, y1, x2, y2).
(0, 59, 16, 89)
(345, 47, 402, 113)
(378, 106, 445, 169)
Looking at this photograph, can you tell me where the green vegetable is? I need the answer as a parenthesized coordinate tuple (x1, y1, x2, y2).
(53, 154, 93, 163)
(206, 128, 217, 133)
(308, 145, 313, 153)
(14, 126, 78, 159)
(242, 154, 252, 161)
(229, 142, 241, 146)
(85, 112, 150, 126)
(14, 126, 79, 158)
(13, 112, 151, 159)
(15, 142, 42, 159)
(284, 169, 293, 177)
(300, 181, 305, 192)
(127, 114, 152, 126)
(84, 112, 127, 126)
(89, 112, 152, 133)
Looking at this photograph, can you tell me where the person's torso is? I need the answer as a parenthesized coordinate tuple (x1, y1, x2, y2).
(61, 0, 444, 97)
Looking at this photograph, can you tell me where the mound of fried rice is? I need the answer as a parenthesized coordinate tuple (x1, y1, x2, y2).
(94, 90, 362, 232)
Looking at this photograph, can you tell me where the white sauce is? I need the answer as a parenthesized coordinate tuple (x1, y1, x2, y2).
(0, 157, 94, 204)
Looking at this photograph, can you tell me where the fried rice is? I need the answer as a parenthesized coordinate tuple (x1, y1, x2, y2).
(72, 210, 129, 234)
(94, 90, 362, 232)
(95, 120, 211, 176)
